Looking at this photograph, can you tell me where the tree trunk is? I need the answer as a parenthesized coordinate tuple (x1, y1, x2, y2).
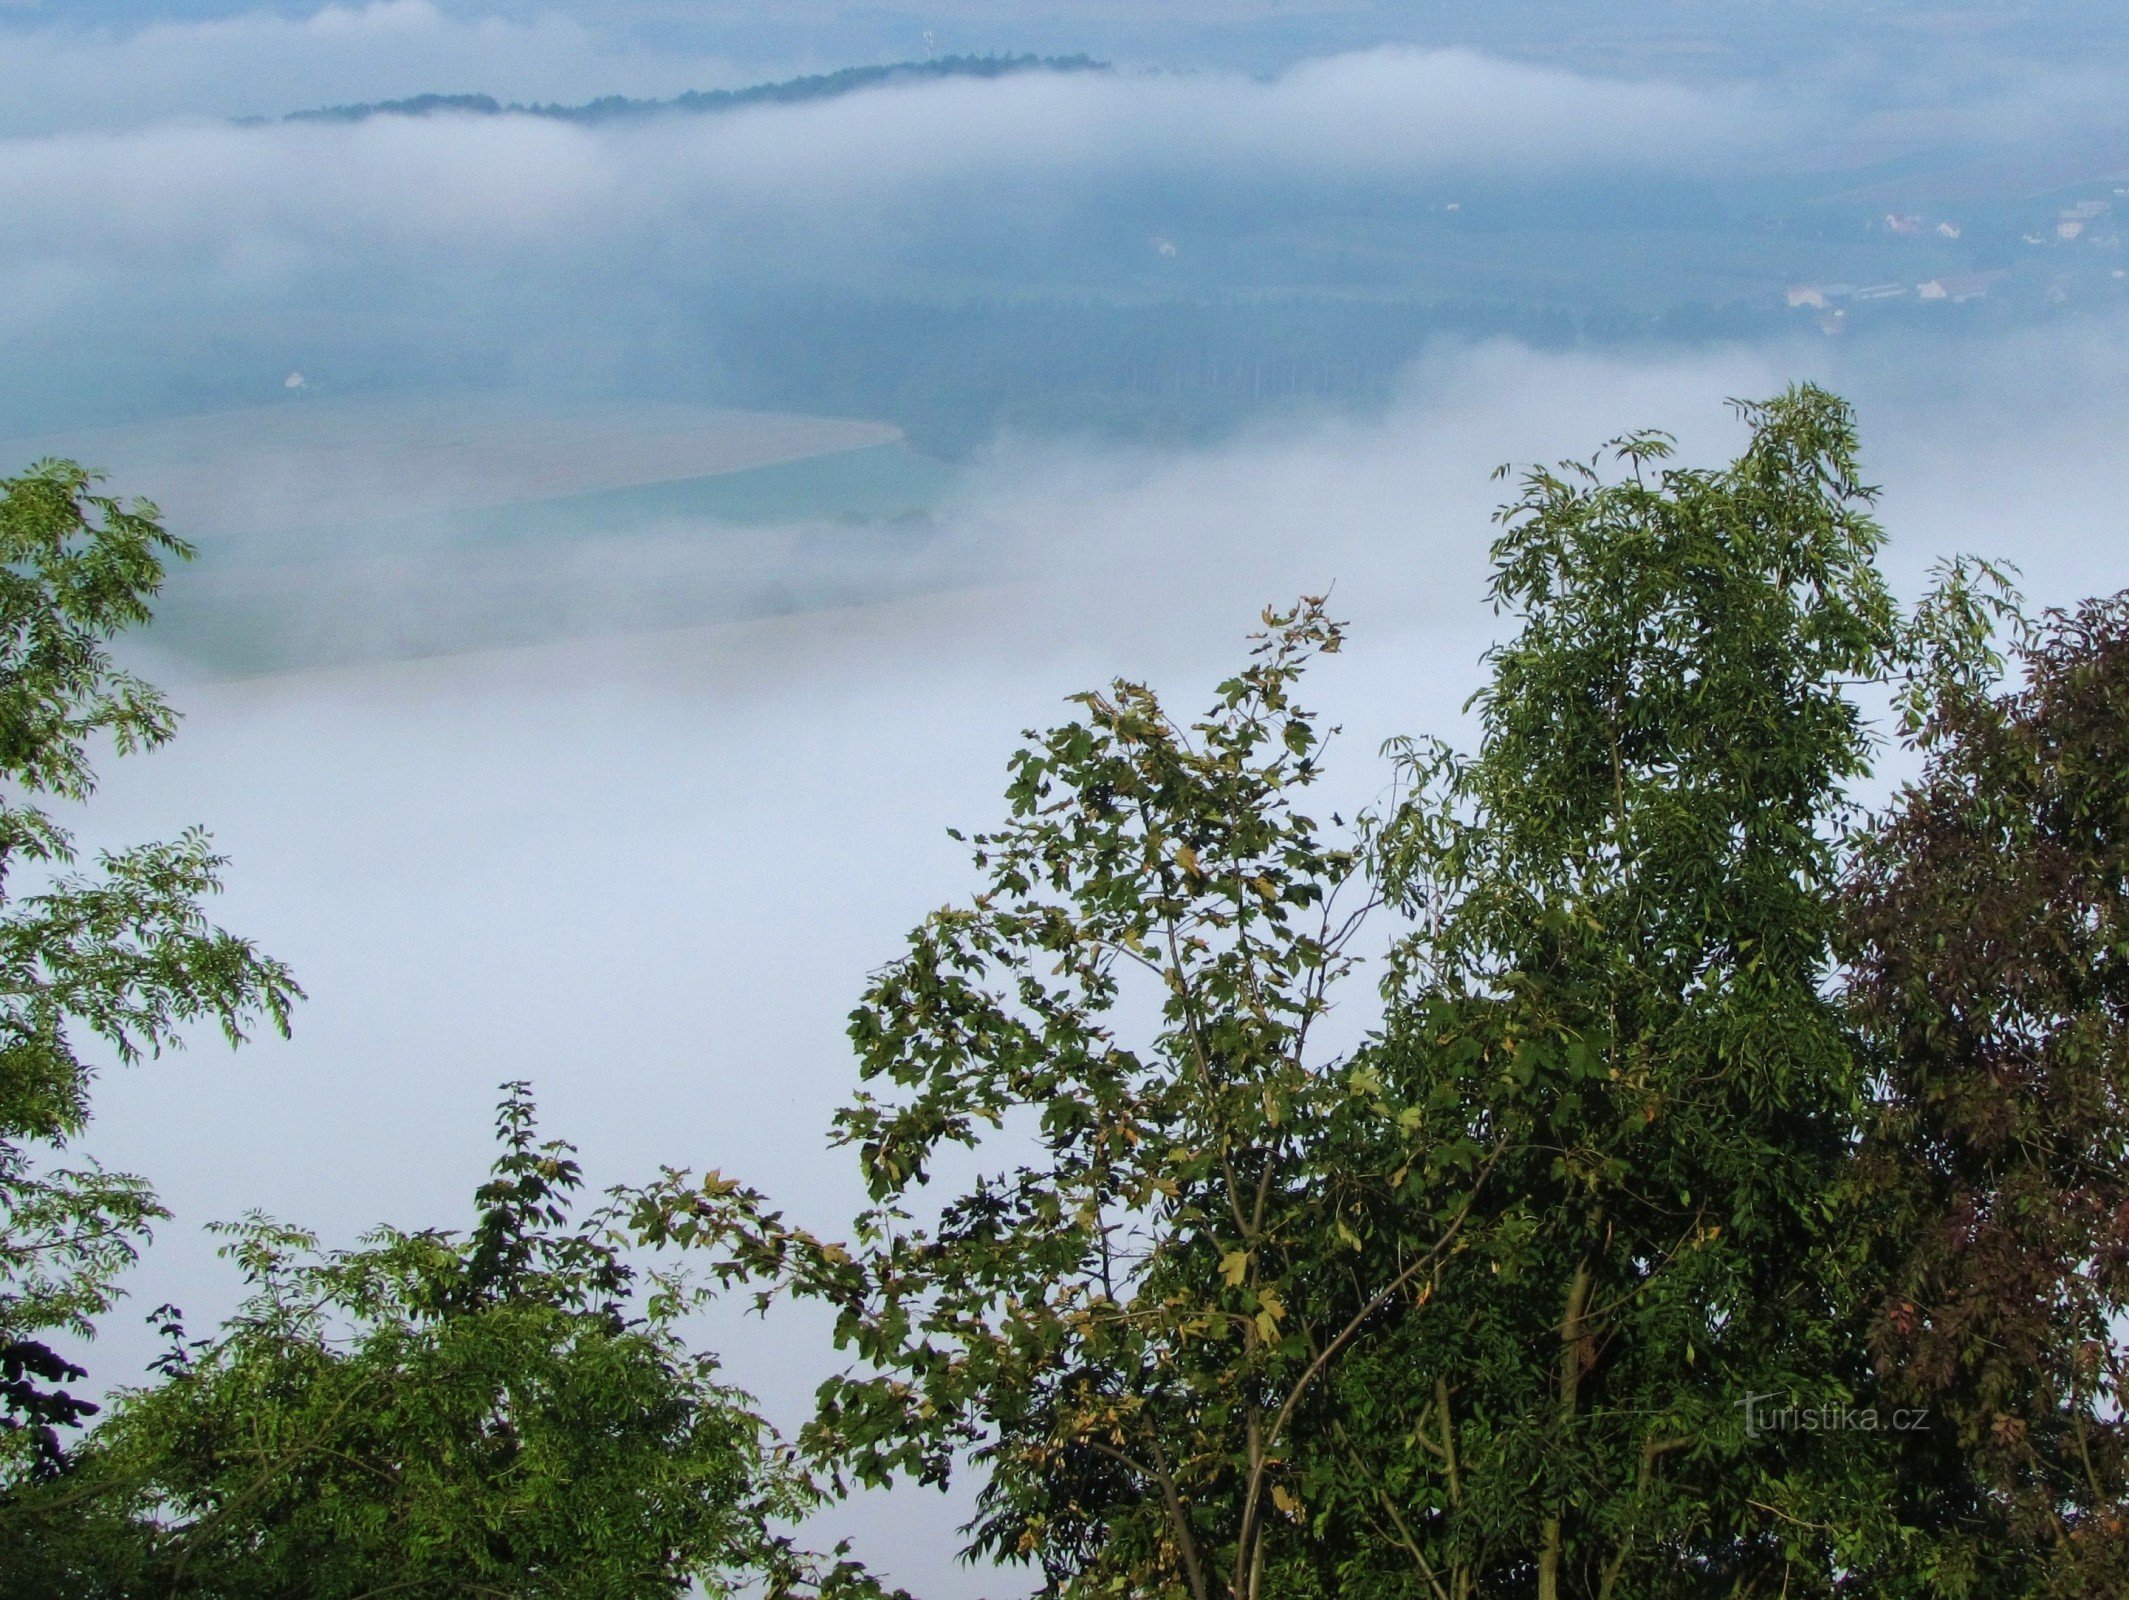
(1539, 1261, 1594, 1600)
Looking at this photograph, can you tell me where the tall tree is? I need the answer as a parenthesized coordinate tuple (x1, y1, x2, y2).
(0, 460, 298, 1487)
(637, 600, 1506, 1600)
(1319, 385, 1911, 1599)
(1845, 590, 2129, 1599)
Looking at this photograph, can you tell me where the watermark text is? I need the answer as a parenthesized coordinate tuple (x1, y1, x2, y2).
(1741, 1393, 1929, 1438)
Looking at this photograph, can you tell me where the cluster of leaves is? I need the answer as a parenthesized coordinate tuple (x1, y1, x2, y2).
(1846, 591, 2129, 1596)
(0, 461, 299, 1486)
(3, 1085, 830, 1599)
(1309, 391, 1918, 1600)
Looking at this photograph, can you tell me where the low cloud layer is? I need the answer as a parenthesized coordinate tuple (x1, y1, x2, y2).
(0, 36, 1814, 435)
(0, 43, 1770, 252)
(674, 47, 1773, 192)
(4, 14, 2120, 438)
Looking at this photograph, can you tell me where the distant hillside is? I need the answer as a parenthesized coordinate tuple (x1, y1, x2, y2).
(258, 55, 1107, 127)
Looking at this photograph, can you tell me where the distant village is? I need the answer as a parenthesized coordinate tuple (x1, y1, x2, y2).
(1784, 191, 2125, 331)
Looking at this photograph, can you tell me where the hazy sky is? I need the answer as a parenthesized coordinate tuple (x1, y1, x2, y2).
(8, 4, 2129, 1594)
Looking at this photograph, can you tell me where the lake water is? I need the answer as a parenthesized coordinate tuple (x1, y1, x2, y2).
(0, 399, 963, 675)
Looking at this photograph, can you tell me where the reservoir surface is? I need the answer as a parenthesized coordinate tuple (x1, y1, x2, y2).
(1, 394, 958, 674)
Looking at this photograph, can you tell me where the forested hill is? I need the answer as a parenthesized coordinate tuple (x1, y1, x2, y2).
(256, 54, 1107, 127)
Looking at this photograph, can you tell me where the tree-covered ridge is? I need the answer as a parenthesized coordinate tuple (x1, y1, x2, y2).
(259, 54, 1108, 128)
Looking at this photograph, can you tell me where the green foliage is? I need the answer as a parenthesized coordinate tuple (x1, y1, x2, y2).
(2, 1085, 819, 1599)
(1846, 591, 2129, 1598)
(1330, 386, 1913, 1599)
(0, 460, 298, 1485)
(636, 600, 1508, 1600)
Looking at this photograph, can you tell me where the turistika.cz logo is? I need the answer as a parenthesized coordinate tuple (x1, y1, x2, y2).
(1741, 1393, 1930, 1439)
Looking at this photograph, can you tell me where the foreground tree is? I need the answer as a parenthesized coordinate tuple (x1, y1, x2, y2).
(1846, 591, 2129, 1598)
(0, 461, 297, 1486)
(638, 599, 1512, 1599)
(4, 1084, 838, 1599)
(1309, 388, 1921, 1600)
